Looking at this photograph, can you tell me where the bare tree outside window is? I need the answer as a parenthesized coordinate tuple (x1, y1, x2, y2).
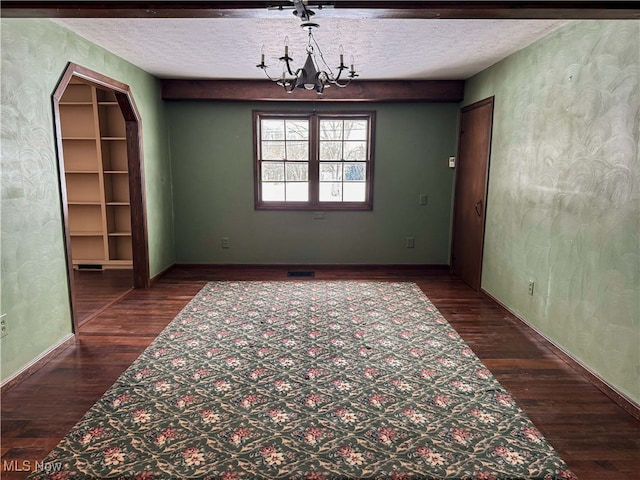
(319, 119, 368, 202)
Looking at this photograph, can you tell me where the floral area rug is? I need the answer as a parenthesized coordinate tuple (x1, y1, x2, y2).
(29, 281, 576, 479)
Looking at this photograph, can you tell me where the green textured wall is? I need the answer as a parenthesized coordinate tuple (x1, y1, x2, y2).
(168, 102, 458, 265)
(464, 21, 640, 403)
(0, 19, 175, 382)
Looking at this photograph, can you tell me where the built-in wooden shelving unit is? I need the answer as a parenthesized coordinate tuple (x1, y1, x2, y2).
(60, 79, 132, 269)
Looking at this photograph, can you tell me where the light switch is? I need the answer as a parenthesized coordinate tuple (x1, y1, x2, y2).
(419, 194, 428, 206)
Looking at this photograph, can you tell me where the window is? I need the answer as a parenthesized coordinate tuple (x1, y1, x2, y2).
(254, 111, 375, 210)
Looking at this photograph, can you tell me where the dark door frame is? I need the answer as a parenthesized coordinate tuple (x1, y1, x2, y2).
(450, 96, 494, 291)
(53, 62, 150, 333)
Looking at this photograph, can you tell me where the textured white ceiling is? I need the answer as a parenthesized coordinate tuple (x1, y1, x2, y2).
(52, 17, 568, 80)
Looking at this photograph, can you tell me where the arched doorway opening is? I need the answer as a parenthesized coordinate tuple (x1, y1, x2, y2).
(53, 63, 149, 332)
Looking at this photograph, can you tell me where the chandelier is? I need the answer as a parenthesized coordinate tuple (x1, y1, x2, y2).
(256, 1, 358, 94)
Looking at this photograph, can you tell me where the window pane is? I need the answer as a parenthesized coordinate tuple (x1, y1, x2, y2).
(286, 141, 308, 161)
(320, 163, 342, 181)
(320, 141, 343, 160)
(261, 119, 285, 140)
(286, 182, 309, 201)
(344, 141, 367, 160)
(286, 163, 308, 181)
(262, 162, 285, 181)
(343, 182, 366, 202)
(319, 182, 342, 202)
(320, 120, 343, 140)
(344, 120, 368, 140)
(256, 113, 373, 209)
(262, 182, 285, 201)
(262, 141, 285, 160)
(285, 120, 309, 140)
(344, 163, 366, 181)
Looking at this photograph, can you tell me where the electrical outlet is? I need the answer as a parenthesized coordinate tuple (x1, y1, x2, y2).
(528, 281, 535, 296)
(313, 211, 325, 220)
(448, 156, 456, 168)
(221, 237, 230, 249)
(419, 194, 428, 206)
(1, 314, 7, 339)
(406, 237, 415, 248)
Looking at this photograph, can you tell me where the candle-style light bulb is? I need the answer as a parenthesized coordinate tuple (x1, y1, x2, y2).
(349, 55, 355, 74)
(284, 36, 289, 57)
(260, 45, 265, 65)
(339, 45, 344, 67)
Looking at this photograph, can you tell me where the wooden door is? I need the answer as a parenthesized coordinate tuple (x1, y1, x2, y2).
(451, 97, 494, 291)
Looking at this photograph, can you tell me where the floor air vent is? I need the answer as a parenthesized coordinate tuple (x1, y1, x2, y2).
(77, 264, 104, 271)
(287, 271, 315, 278)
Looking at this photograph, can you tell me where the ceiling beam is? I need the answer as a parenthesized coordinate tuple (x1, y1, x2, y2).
(2, 1, 638, 19)
(161, 80, 465, 102)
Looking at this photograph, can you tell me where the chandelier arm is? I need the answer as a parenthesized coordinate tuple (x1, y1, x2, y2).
(258, 66, 282, 83)
(281, 55, 297, 77)
(284, 79, 297, 94)
(333, 65, 348, 82)
(257, 57, 296, 85)
(332, 78, 352, 88)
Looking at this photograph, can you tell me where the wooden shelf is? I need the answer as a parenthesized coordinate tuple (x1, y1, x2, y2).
(59, 104, 96, 138)
(106, 204, 131, 234)
(109, 236, 133, 261)
(102, 140, 128, 171)
(96, 89, 117, 103)
(70, 231, 104, 237)
(60, 82, 93, 103)
(104, 174, 130, 204)
(99, 103, 125, 138)
(65, 173, 101, 204)
(70, 236, 106, 261)
(68, 204, 102, 233)
(60, 81, 132, 269)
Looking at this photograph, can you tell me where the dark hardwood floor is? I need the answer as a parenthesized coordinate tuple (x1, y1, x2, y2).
(72, 269, 133, 325)
(2, 266, 639, 479)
